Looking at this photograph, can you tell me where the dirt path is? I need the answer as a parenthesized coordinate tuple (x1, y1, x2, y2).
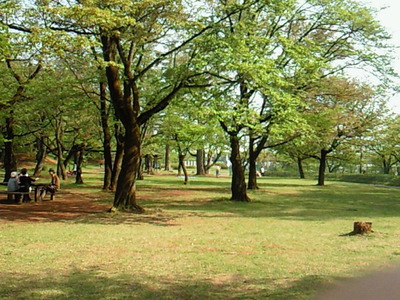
(0, 189, 110, 223)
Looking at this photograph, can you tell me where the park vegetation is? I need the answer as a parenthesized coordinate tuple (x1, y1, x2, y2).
(0, 0, 398, 212)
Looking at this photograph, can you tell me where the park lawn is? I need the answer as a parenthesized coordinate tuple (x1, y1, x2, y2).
(1, 173, 400, 299)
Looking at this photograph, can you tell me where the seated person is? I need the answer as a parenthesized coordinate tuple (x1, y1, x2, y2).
(40, 169, 60, 200)
(7, 171, 20, 203)
(18, 168, 36, 202)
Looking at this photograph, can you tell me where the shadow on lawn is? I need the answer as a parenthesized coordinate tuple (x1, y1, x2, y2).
(0, 268, 332, 300)
(75, 181, 400, 225)
(139, 181, 400, 222)
(2, 179, 399, 225)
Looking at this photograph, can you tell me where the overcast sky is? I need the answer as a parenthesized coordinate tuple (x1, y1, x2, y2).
(358, 0, 400, 113)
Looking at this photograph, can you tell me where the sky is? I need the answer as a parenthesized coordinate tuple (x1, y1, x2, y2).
(358, 0, 400, 113)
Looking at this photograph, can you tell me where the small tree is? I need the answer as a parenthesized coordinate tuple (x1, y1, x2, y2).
(304, 77, 386, 185)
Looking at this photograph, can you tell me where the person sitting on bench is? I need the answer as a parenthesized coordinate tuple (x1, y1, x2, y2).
(18, 168, 36, 202)
(40, 169, 60, 200)
(7, 171, 21, 203)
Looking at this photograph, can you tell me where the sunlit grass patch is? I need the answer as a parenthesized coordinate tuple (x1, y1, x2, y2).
(1, 173, 400, 299)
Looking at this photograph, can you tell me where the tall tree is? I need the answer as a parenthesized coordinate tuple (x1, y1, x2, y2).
(1, 1, 208, 210)
(0, 61, 42, 181)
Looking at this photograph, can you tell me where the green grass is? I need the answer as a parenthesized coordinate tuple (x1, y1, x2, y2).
(327, 173, 400, 186)
(1, 173, 400, 299)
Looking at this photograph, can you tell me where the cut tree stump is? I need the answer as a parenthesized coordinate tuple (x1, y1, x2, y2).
(351, 221, 374, 235)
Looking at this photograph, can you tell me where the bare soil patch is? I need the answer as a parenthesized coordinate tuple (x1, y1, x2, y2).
(0, 189, 110, 223)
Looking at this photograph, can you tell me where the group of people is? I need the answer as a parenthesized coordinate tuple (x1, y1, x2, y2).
(7, 168, 60, 203)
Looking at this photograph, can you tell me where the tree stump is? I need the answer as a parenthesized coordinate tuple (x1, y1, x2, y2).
(351, 221, 374, 235)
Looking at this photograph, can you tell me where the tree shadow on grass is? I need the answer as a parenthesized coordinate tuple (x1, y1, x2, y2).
(2, 179, 400, 225)
(0, 268, 336, 300)
(137, 181, 400, 222)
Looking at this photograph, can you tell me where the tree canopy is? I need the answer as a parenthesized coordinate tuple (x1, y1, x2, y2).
(0, 0, 397, 210)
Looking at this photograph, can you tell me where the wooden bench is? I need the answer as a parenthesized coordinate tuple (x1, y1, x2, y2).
(0, 191, 31, 203)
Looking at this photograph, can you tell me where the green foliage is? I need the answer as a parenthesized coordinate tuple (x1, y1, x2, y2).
(0, 0, 397, 185)
(302, 77, 386, 153)
(147, 93, 228, 157)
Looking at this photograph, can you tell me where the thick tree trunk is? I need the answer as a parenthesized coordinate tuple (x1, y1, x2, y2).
(297, 157, 305, 179)
(102, 34, 143, 211)
(248, 138, 258, 190)
(145, 154, 153, 174)
(230, 136, 250, 202)
(100, 81, 113, 190)
(178, 153, 188, 184)
(317, 150, 329, 186)
(164, 144, 171, 171)
(112, 123, 143, 211)
(3, 115, 17, 182)
(382, 160, 391, 174)
(196, 149, 205, 175)
(102, 33, 183, 211)
(351, 221, 373, 235)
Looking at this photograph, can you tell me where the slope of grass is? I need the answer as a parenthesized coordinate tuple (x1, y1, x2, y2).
(1, 173, 400, 299)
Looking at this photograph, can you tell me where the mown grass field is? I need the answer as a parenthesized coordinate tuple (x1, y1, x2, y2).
(1, 169, 400, 299)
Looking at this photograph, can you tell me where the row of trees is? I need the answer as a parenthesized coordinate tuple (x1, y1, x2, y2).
(274, 114, 400, 177)
(0, 0, 397, 211)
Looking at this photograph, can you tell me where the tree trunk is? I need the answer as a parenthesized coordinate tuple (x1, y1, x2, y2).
(196, 149, 205, 175)
(137, 156, 144, 180)
(230, 135, 250, 202)
(178, 153, 188, 184)
(164, 144, 171, 171)
(100, 81, 113, 190)
(33, 135, 47, 177)
(145, 154, 153, 174)
(3, 62, 41, 181)
(247, 137, 258, 190)
(54, 118, 66, 180)
(102, 34, 144, 211)
(112, 123, 143, 211)
(110, 123, 124, 191)
(204, 150, 222, 175)
(74, 144, 85, 184)
(204, 151, 213, 175)
(351, 221, 374, 235)
(3, 115, 17, 182)
(153, 155, 159, 171)
(177, 163, 182, 176)
(102, 33, 184, 211)
(297, 157, 305, 179)
(382, 160, 391, 174)
(358, 150, 364, 174)
(63, 146, 75, 170)
(317, 149, 329, 186)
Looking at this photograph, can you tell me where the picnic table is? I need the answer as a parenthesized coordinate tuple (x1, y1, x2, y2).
(31, 183, 55, 201)
(1, 182, 54, 202)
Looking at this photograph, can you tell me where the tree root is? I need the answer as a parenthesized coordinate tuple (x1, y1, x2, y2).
(107, 204, 145, 214)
